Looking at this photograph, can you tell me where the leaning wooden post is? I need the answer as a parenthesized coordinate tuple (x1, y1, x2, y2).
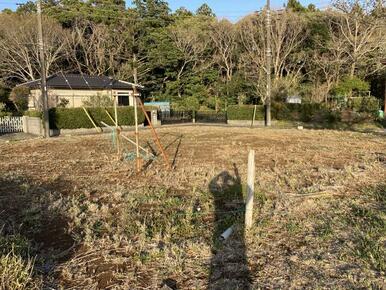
(105, 108, 117, 127)
(245, 150, 255, 230)
(136, 96, 171, 170)
(82, 107, 102, 133)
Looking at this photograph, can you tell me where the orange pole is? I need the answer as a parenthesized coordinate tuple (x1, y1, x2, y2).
(136, 96, 171, 169)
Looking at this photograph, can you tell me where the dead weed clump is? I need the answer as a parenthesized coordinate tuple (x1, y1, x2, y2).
(247, 183, 385, 289)
(0, 251, 40, 290)
(56, 187, 218, 288)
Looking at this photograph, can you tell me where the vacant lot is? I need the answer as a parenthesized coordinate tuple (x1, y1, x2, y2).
(1, 126, 385, 289)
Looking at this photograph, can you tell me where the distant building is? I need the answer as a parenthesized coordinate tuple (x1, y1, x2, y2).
(18, 73, 142, 110)
(286, 95, 302, 104)
(144, 101, 170, 112)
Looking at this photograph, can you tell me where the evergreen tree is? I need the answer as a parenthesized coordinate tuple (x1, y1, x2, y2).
(196, 3, 215, 17)
(174, 7, 193, 18)
(287, 0, 306, 12)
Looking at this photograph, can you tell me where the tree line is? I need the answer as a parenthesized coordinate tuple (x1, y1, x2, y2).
(0, 0, 385, 111)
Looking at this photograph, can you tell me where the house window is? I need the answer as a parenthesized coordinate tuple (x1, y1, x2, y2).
(117, 92, 130, 106)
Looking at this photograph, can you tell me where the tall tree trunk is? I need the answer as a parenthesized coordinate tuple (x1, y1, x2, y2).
(350, 62, 356, 78)
(177, 62, 187, 98)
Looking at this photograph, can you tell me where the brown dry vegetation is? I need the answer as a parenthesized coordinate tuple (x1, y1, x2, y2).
(0, 126, 385, 289)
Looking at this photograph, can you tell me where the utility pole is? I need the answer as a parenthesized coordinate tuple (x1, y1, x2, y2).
(384, 78, 386, 113)
(37, 0, 50, 138)
(381, 58, 386, 114)
(265, 0, 272, 127)
(133, 53, 141, 172)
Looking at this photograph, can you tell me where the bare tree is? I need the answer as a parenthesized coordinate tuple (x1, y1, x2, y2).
(238, 13, 267, 102)
(168, 16, 210, 97)
(309, 21, 348, 102)
(270, 11, 308, 81)
(64, 20, 128, 76)
(0, 14, 67, 82)
(331, 0, 386, 77)
(210, 19, 238, 82)
(238, 10, 308, 102)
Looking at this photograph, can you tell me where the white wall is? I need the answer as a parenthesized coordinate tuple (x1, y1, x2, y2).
(28, 88, 135, 109)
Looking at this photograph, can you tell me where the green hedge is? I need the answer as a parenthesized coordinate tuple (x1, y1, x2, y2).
(349, 97, 379, 113)
(227, 103, 344, 123)
(272, 103, 341, 123)
(227, 105, 265, 120)
(271, 103, 302, 121)
(24, 110, 42, 118)
(49, 107, 145, 129)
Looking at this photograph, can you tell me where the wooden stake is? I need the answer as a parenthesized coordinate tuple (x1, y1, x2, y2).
(101, 121, 154, 157)
(82, 107, 102, 133)
(245, 150, 255, 230)
(105, 108, 117, 126)
(116, 127, 121, 160)
(120, 134, 154, 157)
(136, 96, 171, 169)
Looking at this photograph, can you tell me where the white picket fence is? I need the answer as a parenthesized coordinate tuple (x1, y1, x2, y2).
(0, 116, 24, 133)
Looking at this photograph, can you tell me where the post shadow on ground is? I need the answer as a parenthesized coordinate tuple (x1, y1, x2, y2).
(208, 164, 251, 290)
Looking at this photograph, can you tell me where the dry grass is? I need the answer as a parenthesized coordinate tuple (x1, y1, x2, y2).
(0, 252, 40, 290)
(0, 126, 385, 289)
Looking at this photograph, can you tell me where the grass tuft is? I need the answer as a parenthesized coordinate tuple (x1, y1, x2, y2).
(0, 251, 40, 290)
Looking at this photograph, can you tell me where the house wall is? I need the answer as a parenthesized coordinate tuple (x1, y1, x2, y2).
(28, 89, 134, 109)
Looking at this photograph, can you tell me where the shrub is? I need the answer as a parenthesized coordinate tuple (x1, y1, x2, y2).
(0, 102, 12, 117)
(172, 96, 200, 111)
(0, 86, 10, 103)
(332, 76, 370, 97)
(57, 98, 69, 108)
(300, 103, 325, 122)
(326, 110, 341, 123)
(349, 97, 379, 113)
(9, 86, 29, 112)
(23, 110, 42, 118)
(0, 234, 30, 257)
(272, 103, 302, 120)
(82, 94, 114, 107)
(49, 107, 145, 129)
(227, 105, 265, 120)
(271, 102, 341, 123)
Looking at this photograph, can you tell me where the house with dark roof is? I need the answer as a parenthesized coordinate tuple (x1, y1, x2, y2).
(19, 73, 142, 110)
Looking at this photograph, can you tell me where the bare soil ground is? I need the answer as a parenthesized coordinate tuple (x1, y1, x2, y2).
(1, 126, 385, 289)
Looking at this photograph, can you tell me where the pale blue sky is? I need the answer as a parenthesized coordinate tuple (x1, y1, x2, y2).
(0, 0, 331, 22)
(167, 0, 330, 21)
